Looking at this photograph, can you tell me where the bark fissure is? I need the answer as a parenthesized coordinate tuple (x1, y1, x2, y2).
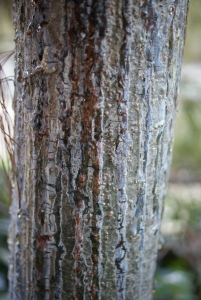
(114, 1, 132, 298)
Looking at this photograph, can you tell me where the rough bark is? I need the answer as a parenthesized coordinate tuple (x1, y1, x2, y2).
(9, 0, 189, 299)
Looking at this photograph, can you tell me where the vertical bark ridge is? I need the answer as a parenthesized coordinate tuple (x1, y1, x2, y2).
(100, 1, 124, 298)
(114, 0, 131, 298)
(59, 1, 107, 299)
(122, 0, 189, 299)
(57, 3, 75, 298)
(10, 1, 67, 299)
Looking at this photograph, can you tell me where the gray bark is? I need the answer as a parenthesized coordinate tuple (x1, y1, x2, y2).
(9, 0, 189, 299)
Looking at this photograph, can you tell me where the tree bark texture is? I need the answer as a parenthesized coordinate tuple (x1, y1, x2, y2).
(9, 0, 189, 299)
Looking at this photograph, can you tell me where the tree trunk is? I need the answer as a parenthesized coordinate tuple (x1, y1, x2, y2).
(9, 0, 189, 299)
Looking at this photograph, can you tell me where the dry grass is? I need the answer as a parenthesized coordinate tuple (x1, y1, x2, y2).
(0, 50, 15, 201)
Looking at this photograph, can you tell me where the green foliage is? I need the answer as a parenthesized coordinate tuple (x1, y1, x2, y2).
(0, 165, 10, 206)
(0, 0, 14, 52)
(171, 1, 201, 180)
(183, 0, 201, 63)
(154, 268, 196, 300)
(172, 97, 201, 178)
(0, 167, 9, 296)
(165, 188, 201, 229)
(154, 185, 201, 300)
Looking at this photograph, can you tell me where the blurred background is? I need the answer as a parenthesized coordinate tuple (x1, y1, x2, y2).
(0, 1, 201, 299)
(0, 1, 14, 299)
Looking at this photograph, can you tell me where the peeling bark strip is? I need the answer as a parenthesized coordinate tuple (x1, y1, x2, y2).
(9, 0, 189, 299)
